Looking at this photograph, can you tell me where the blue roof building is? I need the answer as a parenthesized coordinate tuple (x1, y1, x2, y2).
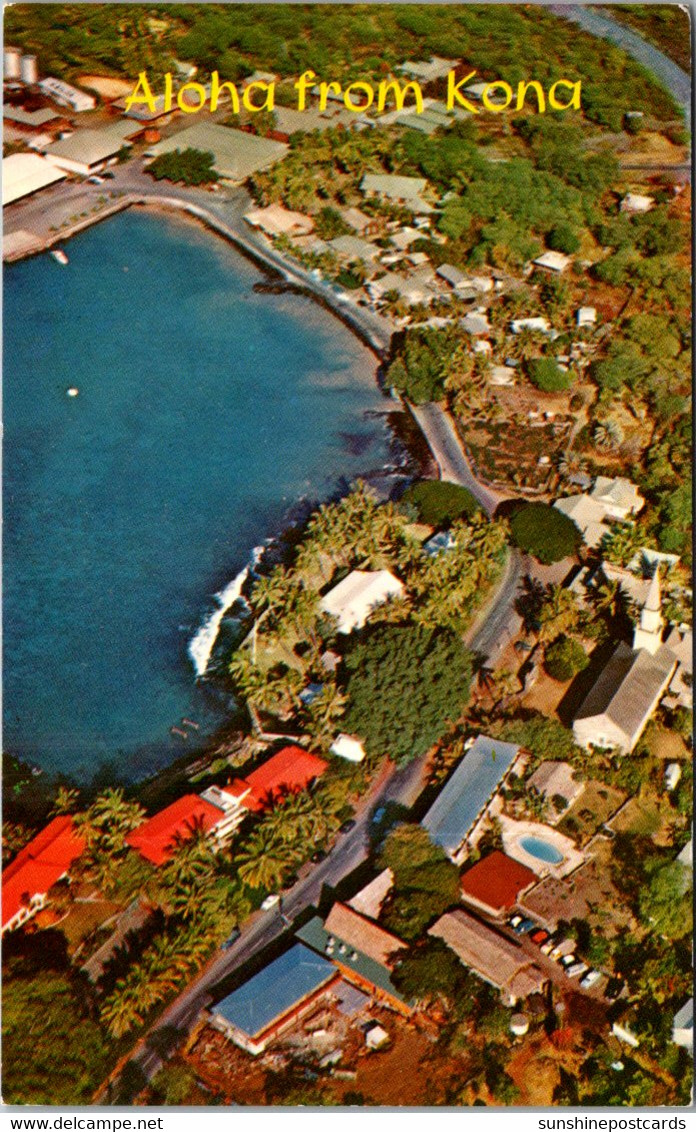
(422, 735, 522, 863)
(210, 943, 338, 1054)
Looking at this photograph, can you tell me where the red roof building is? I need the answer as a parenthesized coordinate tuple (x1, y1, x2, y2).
(460, 850, 537, 918)
(2, 816, 85, 934)
(228, 746, 328, 812)
(126, 794, 226, 867)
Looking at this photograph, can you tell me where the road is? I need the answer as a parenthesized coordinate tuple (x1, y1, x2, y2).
(549, 4, 691, 134)
(409, 401, 506, 516)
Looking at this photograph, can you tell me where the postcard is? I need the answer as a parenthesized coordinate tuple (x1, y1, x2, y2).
(2, 1, 692, 1110)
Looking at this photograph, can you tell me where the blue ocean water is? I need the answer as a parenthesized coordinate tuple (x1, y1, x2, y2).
(4, 209, 392, 782)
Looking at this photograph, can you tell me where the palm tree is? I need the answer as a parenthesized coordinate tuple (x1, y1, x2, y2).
(236, 826, 296, 891)
(304, 682, 348, 749)
(49, 786, 81, 817)
(537, 585, 580, 646)
(601, 524, 641, 568)
(75, 787, 145, 859)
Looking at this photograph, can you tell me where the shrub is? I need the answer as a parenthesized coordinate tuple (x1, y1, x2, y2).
(401, 480, 481, 525)
(527, 357, 572, 392)
(544, 635, 589, 681)
(547, 223, 580, 254)
(147, 148, 219, 186)
(509, 502, 581, 563)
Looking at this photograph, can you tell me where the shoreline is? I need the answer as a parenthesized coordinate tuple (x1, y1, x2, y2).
(4, 197, 430, 796)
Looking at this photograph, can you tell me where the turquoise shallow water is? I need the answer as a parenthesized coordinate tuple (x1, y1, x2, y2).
(4, 209, 392, 782)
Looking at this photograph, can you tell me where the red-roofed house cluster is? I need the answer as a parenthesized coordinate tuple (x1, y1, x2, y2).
(126, 745, 327, 867)
(2, 816, 85, 935)
(2, 746, 327, 932)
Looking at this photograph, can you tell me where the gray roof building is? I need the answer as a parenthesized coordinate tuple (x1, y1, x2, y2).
(429, 908, 546, 1004)
(211, 942, 337, 1054)
(422, 735, 522, 862)
(573, 641, 676, 754)
(145, 123, 287, 183)
(41, 122, 136, 174)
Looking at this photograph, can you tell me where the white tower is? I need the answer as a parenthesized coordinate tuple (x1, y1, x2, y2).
(4, 46, 22, 80)
(20, 54, 39, 85)
(633, 569, 663, 655)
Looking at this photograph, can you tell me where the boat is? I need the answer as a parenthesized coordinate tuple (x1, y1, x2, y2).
(50, 249, 69, 265)
(66, 387, 79, 397)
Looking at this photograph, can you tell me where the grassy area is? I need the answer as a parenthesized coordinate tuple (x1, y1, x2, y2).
(558, 779, 626, 845)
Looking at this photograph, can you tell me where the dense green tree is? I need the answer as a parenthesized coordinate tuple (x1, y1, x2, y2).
(638, 861, 693, 939)
(509, 503, 581, 563)
(379, 825, 460, 939)
(544, 636, 589, 681)
(147, 148, 219, 187)
(343, 623, 473, 765)
(401, 480, 481, 525)
(527, 357, 572, 393)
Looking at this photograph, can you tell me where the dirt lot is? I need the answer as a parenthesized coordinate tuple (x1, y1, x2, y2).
(558, 780, 626, 845)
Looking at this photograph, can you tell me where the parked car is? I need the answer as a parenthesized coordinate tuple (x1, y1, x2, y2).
(540, 936, 560, 955)
(508, 914, 524, 929)
(102, 170, 115, 179)
(559, 953, 578, 968)
(339, 818, 356, 833)
(580, 969, 602, 990)
(513, 918, 536, 936)
(221, 927, 241, 950)
(311, 848, 327, 863)
(565, 962, 589, 979)
(605, 977, 625, 1001)
(530, 929, 550, 945)
(550, 939, 575, 960)
(261, 893, 281, 911)
(87, 175, 104, 184)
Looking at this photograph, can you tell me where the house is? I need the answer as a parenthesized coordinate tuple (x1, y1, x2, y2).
(296, 901, 412, 1015)
(389, 226, 422, 252)
(328, 235, 381, 265)
(3, 152, 67, 206)
(227, 745, 328, 813)
(330, 734, 366, 762)
(621, 192, 654, 214)
(576, 306, 597, 328)
(244, 203, 314, 239)
(459, 851, 537, 918)
(340, 206, 381, 237)
(361, 173, 434, 215)
(400, 57, 458, 83)
(115, 93, 175, 122)
(2, 817, 85, 934)
(527, 761, 584, 823)
(533, 251, 572, 274)
(421, 735, 524, 863)
(271, 104, 355, 141)
(489, 365, 516, 387)
(348, 869, 394, 919)
(677, 837, 693, 871)
(664, 763, 682, 792)
(672, 999, 693, 1051)
(436, 263, 469, 291)
(210, 942, 339, 1055)
(39, 77, 96, 112)
(429, 909, 546, 1004)
(40, 122, 136, 175)
(460, 312, 490, 336)
(3, 105, 64, 134)
(320, 569, 405, 633)
(145, 123, 288, 183)
(510, 316, 550, 335)
(126, 794, 228, 866)
(589, 476, 644, 521)
(368, 270, 436, 307)
(553, 494, 609, 550)
(424, 530, 458, 556)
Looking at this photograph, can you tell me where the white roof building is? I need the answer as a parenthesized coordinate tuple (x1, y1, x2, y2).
(320, 569, 405, 633)
(244, 203, 314, 238)
(40, 122, 134, 175)
(576, 306, 597, 327)
(330, 734, 366, 762)
(527, 761, 584, 822)
(510, 316, 551, 335)
(621, 192, 654, 214)
(589, 476, 644, 521)
(533, 251, 572, 273)
(663, 624, 693, 711)
(39, 77, 96, 112)
(400, 57, 458, 82)
(361, 173, 434, 215)
(436, 263, 468, 290)
(554, 494, 609, 549)
(3, 152, 67, 205)
(573, 642, 676, 755)
(460, 312, 490, 336)
(146, 123, 287, 183)
(328, 235, 381, 264)
(368, 269, 436, 306)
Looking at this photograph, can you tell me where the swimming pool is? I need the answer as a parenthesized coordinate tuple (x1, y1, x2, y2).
(519, 836, 565, 865)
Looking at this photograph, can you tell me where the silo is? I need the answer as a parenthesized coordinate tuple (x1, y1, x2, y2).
(4, 46, 22, 80)
(20, 54, 39, 85)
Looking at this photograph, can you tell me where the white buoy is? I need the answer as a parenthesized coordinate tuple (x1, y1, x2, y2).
(67, 387, 79, 397)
